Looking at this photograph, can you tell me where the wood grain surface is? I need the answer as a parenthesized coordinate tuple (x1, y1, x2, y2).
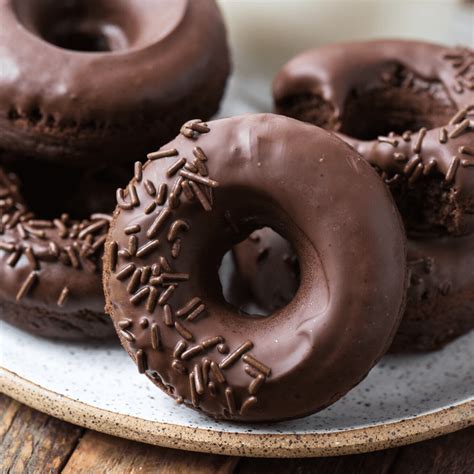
(1, 394, 472, 474)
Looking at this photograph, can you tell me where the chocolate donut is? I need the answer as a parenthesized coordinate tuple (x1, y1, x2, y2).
(103, 114, 407, 421)
(0, 167, 113, 340)
(268, 40, 474, 351)
(0, 0, 230, 166)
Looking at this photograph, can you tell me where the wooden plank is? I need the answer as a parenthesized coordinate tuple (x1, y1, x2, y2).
(62, 430, 239, 474)
(236, 447, 399, 473)
(0, 394, 84, 473)
(1, 392, 473, 473)
(391, 426, 474, 474)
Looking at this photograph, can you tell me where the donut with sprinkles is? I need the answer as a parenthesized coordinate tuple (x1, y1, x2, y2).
(103, 114, 407, 421)
(0, 167, 113, 340)
(263, 39, 474, 351)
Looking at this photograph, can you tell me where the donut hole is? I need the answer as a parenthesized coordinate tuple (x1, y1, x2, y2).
(12, 0, 139, 52)
(43, 24, 127, 53)
(277, 64, 456, 140)
(339, 67, 455, 140)
(219, 227, 300, 317)
(340, 64, 456, 139)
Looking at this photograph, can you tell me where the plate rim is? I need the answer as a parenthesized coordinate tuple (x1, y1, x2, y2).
(1, 367, 473, 458)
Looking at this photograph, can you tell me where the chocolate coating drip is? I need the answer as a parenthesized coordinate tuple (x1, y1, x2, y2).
(104, 114, 407, 422)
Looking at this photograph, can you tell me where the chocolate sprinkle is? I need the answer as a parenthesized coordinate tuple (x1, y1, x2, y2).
(136, 349, 147, 373)
(210, 361, 226, 384)
(115, 263, 136, 280)
(167, 219, 190, 242)
(146, 287, 159, 313)
(158, 284, 176, 306)
(193, 146, 208, 161)
(157, 184, 168, 206)
(128, 235, 138, 256)
(147, 208, 171, 239)
(176, 297, 202, 317)
(174, 320, 194, 341)
(173, 340, 187, 359)
(188, 181, 212, 211)
(449, 119, 470, 139)
(124, 224, 141, 235)
(118, 319, 132, 329)
(240, 396, 257, 415)
(136, 239, 160, 258)
(16, 271, 38, 301)
(134, 162, 143, 182)
(202, 336, 224, 348)
(413, 127, 427, 153)
(127, 268, 142, 294)
(147, 148, 179, 160)
(181, 345, 204, 360)
(166, 158, 187, 177)
(219, 341, 254, 369)
(116, 188, 133, 210)
(164, 304, 174, 326)
(189, 372, 199, 407)
(178, 169, 219, 188)
(57, 286, 70, 307)
(459, 145, 474, 156)
(120, 329, 135, 343)
(248, 374, 265, 395)
(151, 323, 161, 350)
(194, 363, 205, 394)
(130, 286, 150, 305)
(144, 179, 157, 197)
(186, 304, 206, 322)
(242, 354, 272, 376)
(445, 156, 460, 182)
(225, 387, 237, 415)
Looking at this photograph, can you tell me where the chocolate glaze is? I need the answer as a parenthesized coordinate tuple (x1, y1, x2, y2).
(0, 0, 230, 166)
(0, 167, 113, 340)
(344, 115, 474, 236)
(271, 40, 474, 351)
(274, 40, 474, 120)
(103, 114, 407, 422)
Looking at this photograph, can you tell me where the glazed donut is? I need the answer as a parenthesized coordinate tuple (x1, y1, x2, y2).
(0, 167, 113, 340)
(103, 114, 407, 422)
(269, 39, 474, 351)
(0, 0, 230, 166)
(273, 40, 474, 235)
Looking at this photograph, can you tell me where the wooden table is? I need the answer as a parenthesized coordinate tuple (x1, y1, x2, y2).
(1, 394, 472, 473)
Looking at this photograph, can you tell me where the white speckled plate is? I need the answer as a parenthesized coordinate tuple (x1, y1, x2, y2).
(1, 324, 473, 457)
(1, 0, 474, 458)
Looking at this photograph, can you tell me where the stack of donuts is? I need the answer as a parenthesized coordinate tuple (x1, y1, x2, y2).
(1, 1, 472, 423)
(0, 0, 230, 339)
